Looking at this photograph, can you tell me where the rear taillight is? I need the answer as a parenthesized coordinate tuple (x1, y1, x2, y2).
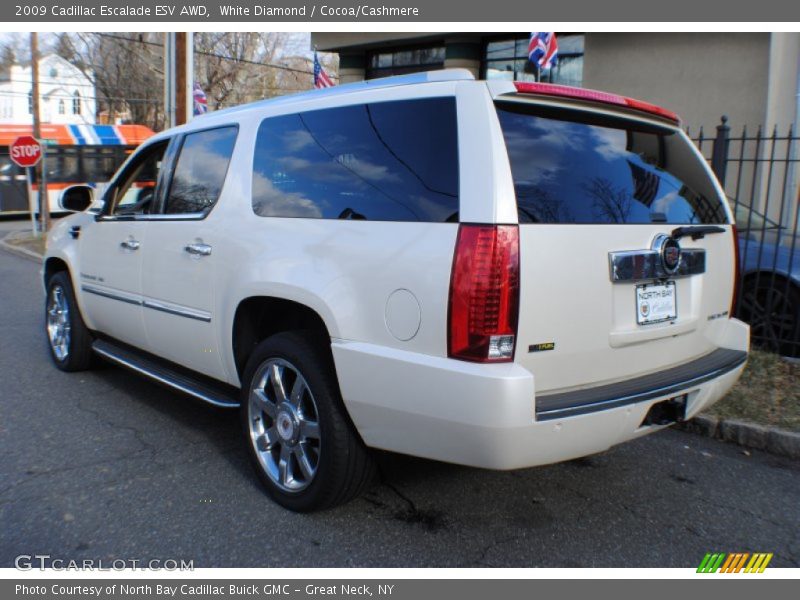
(448, 224, 520, 363)
(731, 225, 741, 317)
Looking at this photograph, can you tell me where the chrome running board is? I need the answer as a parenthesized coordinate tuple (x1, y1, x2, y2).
(92, 339, 239, 408)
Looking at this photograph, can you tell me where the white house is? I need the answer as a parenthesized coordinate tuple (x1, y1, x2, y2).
(0, 54, 96, 125)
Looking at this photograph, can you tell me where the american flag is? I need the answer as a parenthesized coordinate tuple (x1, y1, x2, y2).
(193, 81, 208, 116)
(528, 32, 558, 70)
(627, 159, 661, 207)
(314, 51, 334, 89)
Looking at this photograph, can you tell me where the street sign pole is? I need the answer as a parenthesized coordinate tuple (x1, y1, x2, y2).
(39, 145, 47, 234)
(30, 32, 50, 235)
(26, 166, 35, 236)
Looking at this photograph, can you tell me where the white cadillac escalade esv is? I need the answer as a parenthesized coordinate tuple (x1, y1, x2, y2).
(43, 70, 749, 511)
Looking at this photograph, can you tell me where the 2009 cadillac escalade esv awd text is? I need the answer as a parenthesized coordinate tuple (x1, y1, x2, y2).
(43, 70, 749, 511)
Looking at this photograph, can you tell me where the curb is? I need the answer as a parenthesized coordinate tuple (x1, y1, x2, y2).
(0, 231, 44, 263)
(675, 415, 800, 460)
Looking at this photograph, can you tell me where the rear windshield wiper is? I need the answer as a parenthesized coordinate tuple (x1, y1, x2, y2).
(671, 225, 726, 241)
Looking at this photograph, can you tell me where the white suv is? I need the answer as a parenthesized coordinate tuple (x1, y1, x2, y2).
(44, 70, 749, 511)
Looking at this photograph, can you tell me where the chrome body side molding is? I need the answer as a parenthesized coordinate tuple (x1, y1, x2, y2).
(81, 285, 211, 322)
(141, 299, 212, 322)
(81, 284, 142, 306)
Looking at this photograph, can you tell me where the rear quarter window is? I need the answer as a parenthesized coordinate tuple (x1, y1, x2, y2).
(496, 102, 727, 225)
(251, 97, 459, 222)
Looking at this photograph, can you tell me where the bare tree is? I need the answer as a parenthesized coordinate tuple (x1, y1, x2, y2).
(56, 33, 165, 130)
(0, 33, 34, 72)
(584, 177, 632, 223)
(193, 32, 307, 109)
(47, 32, 337, 130)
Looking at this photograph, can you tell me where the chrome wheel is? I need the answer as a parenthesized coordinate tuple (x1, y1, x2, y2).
(247, 358, 321, 493)
(46, 284, 71, 362)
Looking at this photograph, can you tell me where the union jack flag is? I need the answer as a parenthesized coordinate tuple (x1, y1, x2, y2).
(193, 81, 208, 116)
(314, 51, 334, 89)
(528, 32, 558, 70)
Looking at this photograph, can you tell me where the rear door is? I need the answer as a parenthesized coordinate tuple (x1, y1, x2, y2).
(140, 125, 238, 380)
(493, 98, 736, 394)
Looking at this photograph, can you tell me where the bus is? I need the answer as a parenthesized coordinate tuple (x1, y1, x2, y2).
(0, 123, 154, 215)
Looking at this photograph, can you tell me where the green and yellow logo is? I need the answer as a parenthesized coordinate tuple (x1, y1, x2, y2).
(697, 552, 773, 573)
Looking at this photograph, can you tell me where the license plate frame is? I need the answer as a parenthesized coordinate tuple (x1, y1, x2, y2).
(635, 281, 677, 326)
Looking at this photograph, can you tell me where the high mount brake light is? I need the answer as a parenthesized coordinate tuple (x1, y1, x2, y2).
(512, 82, 681, 124)
(448, 224, 520, 363)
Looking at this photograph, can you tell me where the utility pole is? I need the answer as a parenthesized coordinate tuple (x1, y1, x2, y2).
(164, 33, 175, 128)
(164, 32, 193, 128)
(30, 32, 49, 234)
(176, 32, 188, 125)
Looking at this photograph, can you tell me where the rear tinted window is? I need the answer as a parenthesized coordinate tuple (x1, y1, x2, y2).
(496, 103, 727, 224)
(251, 98, 459, 222)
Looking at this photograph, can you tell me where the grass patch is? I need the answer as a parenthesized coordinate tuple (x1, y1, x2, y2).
(5, 233, 46, 257)
(705, 350, 800, 432)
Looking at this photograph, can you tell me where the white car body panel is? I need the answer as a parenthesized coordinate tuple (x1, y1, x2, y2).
(76, 220, 149, 350)
(332, 333, 746, 470)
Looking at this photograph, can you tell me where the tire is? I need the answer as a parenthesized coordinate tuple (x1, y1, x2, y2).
(738, 276, 800, 358)
(240, 331, 376, 511)
(45, 271, 95, 371)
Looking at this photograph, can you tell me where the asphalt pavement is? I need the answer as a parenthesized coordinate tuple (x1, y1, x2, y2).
(1, 237, 798, 568)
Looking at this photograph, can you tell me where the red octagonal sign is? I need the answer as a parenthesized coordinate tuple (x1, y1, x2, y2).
(9, 135, 43, 168)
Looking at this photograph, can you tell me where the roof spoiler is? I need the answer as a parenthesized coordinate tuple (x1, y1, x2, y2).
(510, 81, 681, 124)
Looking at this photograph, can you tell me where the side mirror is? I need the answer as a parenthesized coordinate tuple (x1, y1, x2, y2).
(59, 185, 94, 212)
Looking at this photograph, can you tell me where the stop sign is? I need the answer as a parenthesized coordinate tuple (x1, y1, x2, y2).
(9, 135, 43, 168)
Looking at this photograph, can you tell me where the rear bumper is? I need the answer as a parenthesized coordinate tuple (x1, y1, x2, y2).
(332, 319, 749, 470)
(535, 348, 747, 421)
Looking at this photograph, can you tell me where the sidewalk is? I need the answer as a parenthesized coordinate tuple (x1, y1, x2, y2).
(0, 228, 45, 262)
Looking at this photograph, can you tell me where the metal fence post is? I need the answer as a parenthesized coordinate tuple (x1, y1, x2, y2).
(710, 115, 730, 185)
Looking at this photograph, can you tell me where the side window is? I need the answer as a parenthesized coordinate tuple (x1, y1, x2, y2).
(251, 98, 459, 222)
(163, 126, 238, 215)
(110, 142, 168, 216)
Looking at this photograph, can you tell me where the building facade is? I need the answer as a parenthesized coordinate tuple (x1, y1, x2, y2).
(311, 32, 800, 135)
(0, 54, 96, 125)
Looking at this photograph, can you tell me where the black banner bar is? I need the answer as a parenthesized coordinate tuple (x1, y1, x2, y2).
(4, 579, 799, 600)
(3, 0, 800, 22)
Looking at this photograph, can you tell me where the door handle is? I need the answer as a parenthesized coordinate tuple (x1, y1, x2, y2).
(184, 243, 212, 257)
(120, 238, 140, 251)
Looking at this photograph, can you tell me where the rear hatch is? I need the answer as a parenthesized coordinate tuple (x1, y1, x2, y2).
(494, 92, 737, 395)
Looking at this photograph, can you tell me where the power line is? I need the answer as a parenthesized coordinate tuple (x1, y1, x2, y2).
(91, 32, 337, 79)
(0, 86, 313, 101)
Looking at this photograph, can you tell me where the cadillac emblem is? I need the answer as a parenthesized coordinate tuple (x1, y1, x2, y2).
(652, 234, 682, 275)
